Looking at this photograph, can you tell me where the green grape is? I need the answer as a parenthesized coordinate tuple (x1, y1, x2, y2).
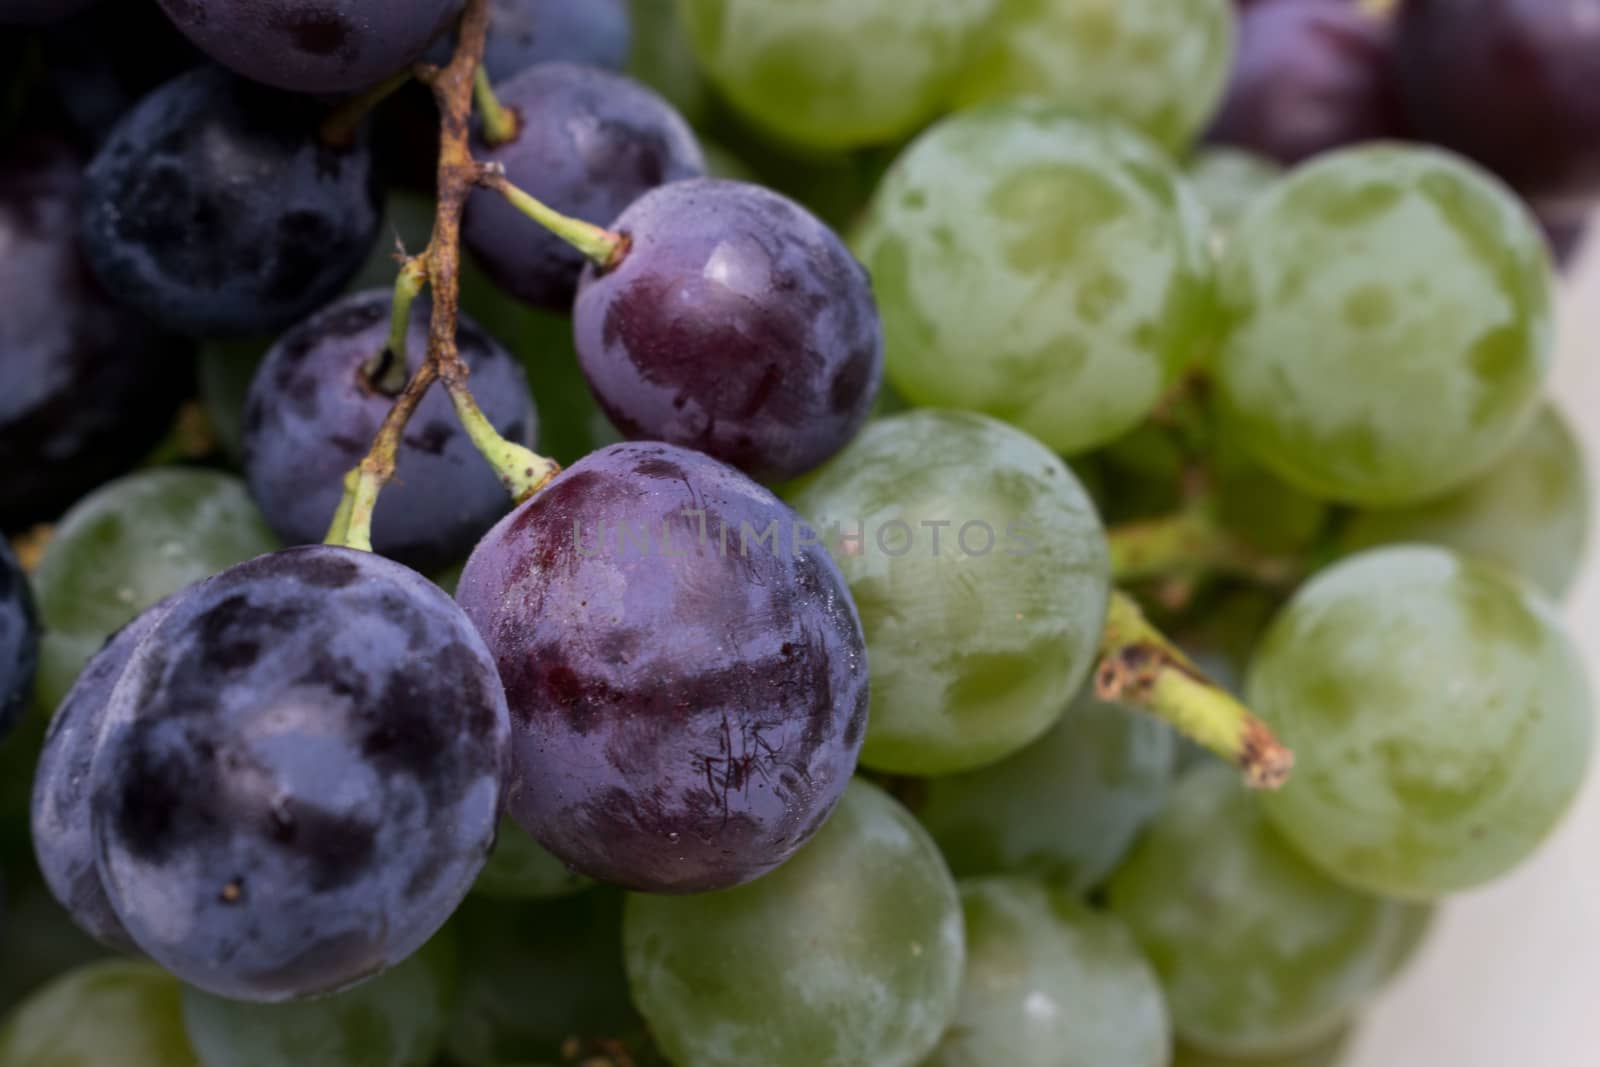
(0, 960, 200, 1066)
(952, 0, 1235, 152)
(629, 0, 714, 126)
(1108, 766, 1428, 1058)
(922, 877, 1169, 1067)
(471, 817, 592, 900)
(677, 0, 998, 150)
(183, 935, 457, 1067)
(199, 338, 271, 464)
(1213, 436, 1331, 557)
(1338, 404, 1590, 599)
(855, 103, 1215, 457)
(624, 780, 964, 1067)
(1173, 1030, 1350, 1067)
(446, 891, 638, 1065)
(1248, 545, 1592, 898)
(1188, 148, 1284, 257)
(918, 691, 1175, 893)
(1215, 146, 1554, 506)
(32, 468, 278, 709)
(787, 411, 1109, 774)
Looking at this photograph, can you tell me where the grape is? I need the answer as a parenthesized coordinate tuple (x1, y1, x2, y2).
(1206, 0, 1406, 166)
(573, 178, 883, 483)
(456, 442, 868, 892)
(0, 135, 192, 529)
(1188, 148, 1283, 256)
(923, 876, 1169, 1067)
(952, 0, 1235, 152)
(0, 0, 96, 24)
(0, 543, 38, 739)
(91, 546, 509, 1001)
(242, 289, 537, 572)
(155, 0, 459, 94)
(677, 0, 999, 150)
(1109, 766, 1430, 1057)
(81, 68, 382, 338)
(471, 817, 591, 900)
(1535, 197, 1591, 268)
(786, 410, 1109, 775)
(463, 63, 703, 311)
(30, 468, 278, 710)
(1339, 405, 1590, 599)
(446, 890, 638, 1065)
(32, 599, 175, 953)
(854, 103, 1216, 457)
(624, 780, 963, 1067)
(182, 931, 457, 1067)
(1394, 0, 1600, 200)
(430, 0, 633, 81)
(1249, 546, 1593, 898)
(1215, 145, 1554, 506)
(0, 960, 200, 1066)
(917, 692, 1175, 894)
(1174, 1030, 1350, 1067)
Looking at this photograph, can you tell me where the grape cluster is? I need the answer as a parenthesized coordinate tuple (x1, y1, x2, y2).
(0, 0, 1594, 1065)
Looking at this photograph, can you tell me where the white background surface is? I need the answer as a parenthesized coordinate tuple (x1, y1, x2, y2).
(1347, 236, 1600, 1066)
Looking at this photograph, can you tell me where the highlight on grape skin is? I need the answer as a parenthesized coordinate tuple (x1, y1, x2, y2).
(0, 0, 1594, 1064)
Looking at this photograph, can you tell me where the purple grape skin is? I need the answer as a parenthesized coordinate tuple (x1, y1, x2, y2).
(0, 0, 96, 24)
(573, 179, 883, 483)
(242, 290, 537, 572)
(32, 598, 177, 953)
(1395, 0, 1600, 200)
(155, 0, 460, 94)
(1206, 0, 1406, 165)
(0, 542, 37, 740)
(428, 0, 633, 81)
(91, 546, 510, 1001)
(462, 62, 704, 311)
(456, 442, 869, 894)
(80, 67, 381, 338)
(0, 136, 192, 530)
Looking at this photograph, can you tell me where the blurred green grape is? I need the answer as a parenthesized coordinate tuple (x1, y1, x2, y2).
(1187, 148, 1284, 258)
(787, 411, 1109, 774)
(1250, 546, 1592, 898)
(0, 960, 200, 1066)
(855, 103, 1215, 456)
(625, 780, 964, 1067)
(918, 691, 1175, 893)
(183, 934, 457, 1067)
(1338, 404, 1590, 599)
(677, 0, 998, 150)
(471, 818, 591, 901)
(1109, 766, 1428, 1057)
(1173, 1030, 1351, 1067)
(922, 877, 1169, 1067)
(952, 0, 1235, 152)
(1216, 146, 1554, 506)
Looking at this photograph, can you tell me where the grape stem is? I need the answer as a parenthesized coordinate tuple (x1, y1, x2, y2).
(473, 67, 520, 145)
(1106, 508, 1301, 588)
(478, 167, 630, 268)
(1098, 590, 1294, 790)
(362, 254, 428, 394)
(324, 0, 560, 552)
(320, 67, 415, 148)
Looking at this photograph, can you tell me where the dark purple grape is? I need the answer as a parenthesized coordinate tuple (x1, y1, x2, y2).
(90, 545, 510, 1001)
(1395, 0, 1600, 199)
(462, 62, 703, 310)
(573, 178, 883, 483)
(32, 598, 176, 953)
(0, 0, 96, 24)
(1536, 198, 1591, 268)
(429, 0, 632, 81)
(456, 442, 868, 894)
(81, 67, 381, 338)
(242, 289, 536, 572)
(0, 542, 37, 739)
(1206, 0, 1406, 165)
(0, 136, 192, 530)
(42, 2, 203, 145)
(155, 0, 460, 94)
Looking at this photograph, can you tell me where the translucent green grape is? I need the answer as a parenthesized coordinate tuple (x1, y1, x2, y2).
(918, 691, 1175, 893)
(182, 934, 457, 1067)
(1173, 1030, 1350, 1067)
(677, 0, 999, 150)
(1187, 148, 1284, 258)
(624, 781, 964, 1067)
(0, 960, 200, 1066)
(1339, 404, 1590, 599)
(1109, 766, 1429, 1057)
(787, 411, 1109, 774)
(855, 103, 1215, 456)
(471, 817, 592, 900)
(1216, 146, 1554, 506)
(32, 468, 278, 708)
(922, 877, 1169, 1067)
(952, 0, 1235, 152)
(1249, 545, 1592, 898)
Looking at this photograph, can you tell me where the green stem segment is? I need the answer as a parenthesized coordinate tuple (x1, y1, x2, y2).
(320, 67, 414, 147)
(364, 256, 429, 393)
(481, 169, 629, 268)
(1098, 590, 1294, 790)
(443, 377, 560, 503)
(473, 67, 519, 145)
(1106, 508, 1300, 588)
